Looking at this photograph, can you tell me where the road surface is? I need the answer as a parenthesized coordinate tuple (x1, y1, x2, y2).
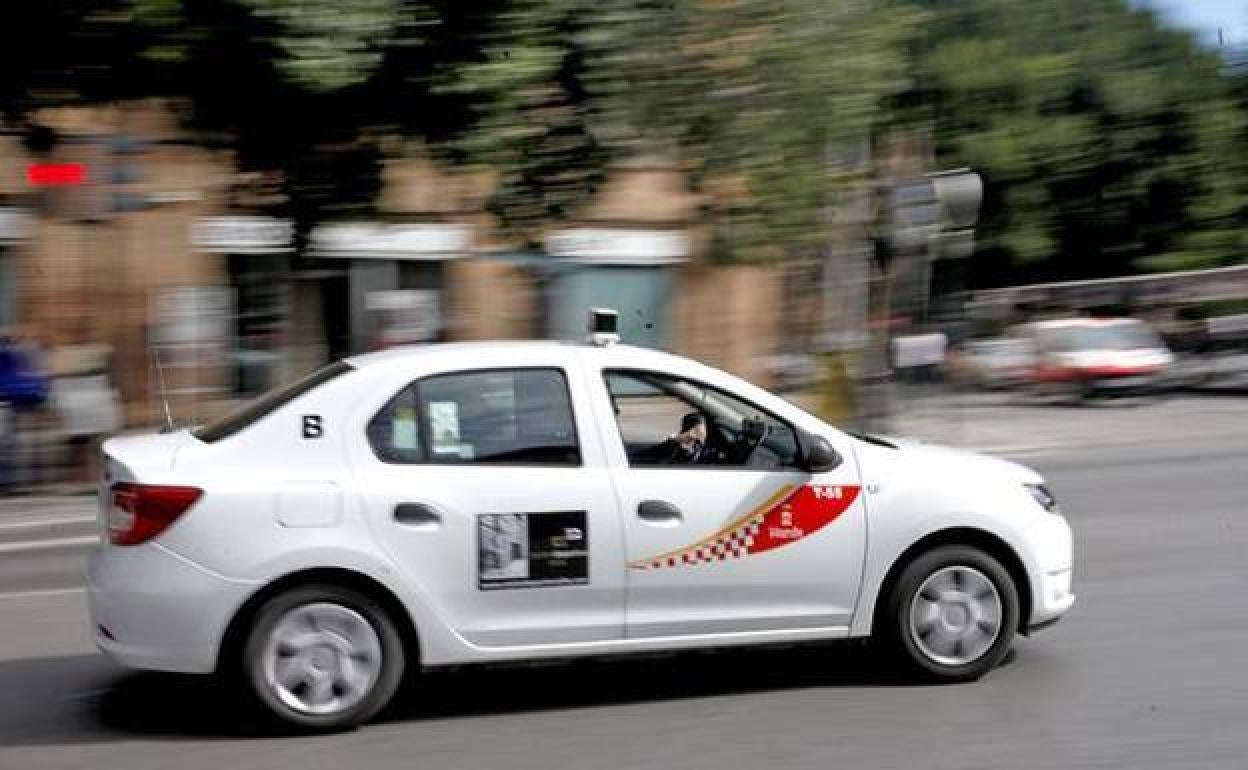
(1, 396, 1245, 769)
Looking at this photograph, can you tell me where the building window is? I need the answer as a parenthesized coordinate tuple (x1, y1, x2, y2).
(228, 253, 289, 396)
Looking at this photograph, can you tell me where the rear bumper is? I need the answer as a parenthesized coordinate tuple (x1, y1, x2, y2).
(86, 542, 257, 674)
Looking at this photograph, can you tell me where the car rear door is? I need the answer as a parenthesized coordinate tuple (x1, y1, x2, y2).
(348, 352, 625, 650)
(589, 365, 867, 639)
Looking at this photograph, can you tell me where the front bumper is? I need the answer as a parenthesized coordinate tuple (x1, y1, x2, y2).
(86, 542, 256, 674)
(1083, 374, 1164, 395)
(1020, 512, 1076, 630)
(1028, 565, 1075, 631)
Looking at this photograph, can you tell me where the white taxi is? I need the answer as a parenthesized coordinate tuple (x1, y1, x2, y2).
(88, 326, 1074, 730)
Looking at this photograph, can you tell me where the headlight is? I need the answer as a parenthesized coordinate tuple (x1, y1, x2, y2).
(1024, 482, 1059, 513)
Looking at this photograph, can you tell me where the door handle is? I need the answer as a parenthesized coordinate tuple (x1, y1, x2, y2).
(394, 503, 442, 528)
(637, 499, 683, 524)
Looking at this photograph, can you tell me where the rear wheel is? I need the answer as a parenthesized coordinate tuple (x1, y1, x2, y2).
(880, 545, 1019, 682)
(241, 584, 405, 731)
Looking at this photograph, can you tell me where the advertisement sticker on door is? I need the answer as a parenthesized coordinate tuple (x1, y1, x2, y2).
(478, 512, 589, 590)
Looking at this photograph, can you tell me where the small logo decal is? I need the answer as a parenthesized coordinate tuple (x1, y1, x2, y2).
(302, 415, 323, 439)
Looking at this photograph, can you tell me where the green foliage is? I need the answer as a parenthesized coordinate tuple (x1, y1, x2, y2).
(895, 0, 1248, 286)
(241, 0, 402, 92)
(1, 0, 157, 115)
(574, 0, 919, 261)
(429, 0, 607, 243)
(7, 0, 1247, 284)
(414, 0, 917, 252)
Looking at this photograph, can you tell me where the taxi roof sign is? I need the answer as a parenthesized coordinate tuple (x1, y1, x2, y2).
(587, 308, 619, 346)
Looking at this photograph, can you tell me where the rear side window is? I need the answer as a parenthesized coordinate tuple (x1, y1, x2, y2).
(193, 361, 354, 443)
(368, 368, 580, 466)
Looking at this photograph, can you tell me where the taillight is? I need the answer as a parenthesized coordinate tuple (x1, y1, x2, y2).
(108, 483, 202, 546)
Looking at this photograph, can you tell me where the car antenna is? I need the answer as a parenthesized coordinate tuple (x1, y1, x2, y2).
(151, 344, 176, 434)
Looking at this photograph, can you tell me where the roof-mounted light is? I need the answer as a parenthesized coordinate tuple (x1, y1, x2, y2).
(587, 308, 620, 347)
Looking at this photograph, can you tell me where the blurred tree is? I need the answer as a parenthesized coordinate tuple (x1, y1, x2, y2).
(578, 0, 917, 263)
(1, 1, 148, 119)
(0, 0, 394, 240)
(892, 0, 1248, 287)
(8, 0, 1240, 288)
(143, 0, 418, 241)
(131, 0, 607, 247)
(376, 0, 917, 253)
(426, 0, 608, 244)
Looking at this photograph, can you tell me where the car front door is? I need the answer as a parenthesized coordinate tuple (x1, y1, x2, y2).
(349, 359, 626, 650)
(592, 367, 866, 639)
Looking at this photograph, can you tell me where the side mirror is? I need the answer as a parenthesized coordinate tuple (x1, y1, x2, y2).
(802, 433, 842, 473)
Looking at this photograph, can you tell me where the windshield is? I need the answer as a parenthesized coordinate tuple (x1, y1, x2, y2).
(1042, 323, 1163, 352)
(192, 360, 355, 443)
(968, 339, 1033, 358)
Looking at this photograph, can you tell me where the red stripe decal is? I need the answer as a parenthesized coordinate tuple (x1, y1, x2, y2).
(629, 484, 860, 570)
(745, 484, 860, 556)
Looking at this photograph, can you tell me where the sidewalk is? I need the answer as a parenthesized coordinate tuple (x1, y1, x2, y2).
(0, 413, 85, 497)
(888, 388, 1248, 457)
(0, 494, 97, 524)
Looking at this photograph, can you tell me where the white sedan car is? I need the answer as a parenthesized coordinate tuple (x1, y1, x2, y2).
(88, 338, 1074, 730)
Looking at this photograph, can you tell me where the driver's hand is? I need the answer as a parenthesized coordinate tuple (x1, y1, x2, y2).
(673, 427, 699, 448)
(673, 420, 708, 448)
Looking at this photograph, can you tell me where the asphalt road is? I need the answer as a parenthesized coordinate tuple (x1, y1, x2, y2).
(1, 398, 1246, 769)
(0, 498, 97, 594)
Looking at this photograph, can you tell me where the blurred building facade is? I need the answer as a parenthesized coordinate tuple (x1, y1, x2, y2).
(1, 101, 784, 428)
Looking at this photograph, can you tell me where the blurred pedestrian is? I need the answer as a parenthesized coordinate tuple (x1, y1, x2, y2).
(49, 321, 121, 487)
(0, 328, 50, 494)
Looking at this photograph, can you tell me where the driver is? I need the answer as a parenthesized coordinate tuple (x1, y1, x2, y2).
(637, 412, 724, 465)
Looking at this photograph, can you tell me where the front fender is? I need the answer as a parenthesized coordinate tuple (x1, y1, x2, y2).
(850, 508, 1043, 638)
(848, 442, 1057, 637)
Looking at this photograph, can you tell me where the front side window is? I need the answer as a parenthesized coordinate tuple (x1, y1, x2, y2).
(604, 369, 801, 470)
(369, 368, 580, 466)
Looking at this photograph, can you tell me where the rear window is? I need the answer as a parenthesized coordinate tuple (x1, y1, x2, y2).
(367, 368, 581, 466)
(192, 361, 354, 443)
(1042, 323, 1163, 352)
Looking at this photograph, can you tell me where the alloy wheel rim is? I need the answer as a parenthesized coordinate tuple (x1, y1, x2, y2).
(908, 565, 1003, 666)
(262, 602, 382, 715)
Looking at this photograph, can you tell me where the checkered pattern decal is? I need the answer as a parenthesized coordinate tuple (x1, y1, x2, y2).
(629, 484, 861, 570)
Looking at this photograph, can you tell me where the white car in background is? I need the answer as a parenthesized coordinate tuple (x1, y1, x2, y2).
(953, 337, 1036, 389)
(88, 327, 1075, 731)
(1013, 317, 1174, 401)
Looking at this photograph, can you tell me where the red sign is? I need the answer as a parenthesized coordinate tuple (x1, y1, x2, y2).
(26, 163, 87, 187)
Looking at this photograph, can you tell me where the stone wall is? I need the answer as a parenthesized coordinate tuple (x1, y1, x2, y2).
(4, 108, 793, 426)
(672, 263, 782, 386)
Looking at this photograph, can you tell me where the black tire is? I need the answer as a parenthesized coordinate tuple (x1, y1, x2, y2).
(240, 584, 406, 732)
(879, 545, 1019, 683)
(1071, 380, 1091, 406)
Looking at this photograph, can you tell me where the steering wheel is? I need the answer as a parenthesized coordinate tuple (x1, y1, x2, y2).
(737, 416, 770, 465)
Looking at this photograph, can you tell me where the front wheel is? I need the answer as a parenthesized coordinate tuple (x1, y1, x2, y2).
(880, 545, 1019, 682)
(240, 584, 406, 731)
